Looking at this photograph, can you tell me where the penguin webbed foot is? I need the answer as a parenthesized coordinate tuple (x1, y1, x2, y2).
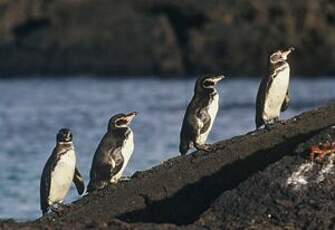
(272, 117, 287, 125)
(50, 203, 68, 216)
(195, 143, 214, 153)
(278, 119, 287, 125)
(265, 123, 275, 131)
(119, 176, 131, 182)
(256, 124, 266, 130)
(42, 209, 49, 216)
(87, 181, 108, 193)
(264, 118, 280, 130)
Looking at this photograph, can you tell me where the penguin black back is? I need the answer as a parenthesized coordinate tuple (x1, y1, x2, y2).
(87, 112, 137, 192)
(179, 75, 224, 155)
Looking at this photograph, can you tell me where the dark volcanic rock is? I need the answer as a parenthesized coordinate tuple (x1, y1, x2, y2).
(0, 103, 333, 229)
(196, 126, 335, 229)
(0, 0, 334, 76)
(29, 103, 334, 227)
(0, 101, 333, 230)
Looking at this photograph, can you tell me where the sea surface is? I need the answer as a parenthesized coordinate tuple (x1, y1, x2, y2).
(0, 77, 334, 220)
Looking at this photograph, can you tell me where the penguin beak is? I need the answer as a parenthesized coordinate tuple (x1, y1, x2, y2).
(212, 75, 225, 84)
(282, 47, 294, 59)
(124, 112, 137, 124)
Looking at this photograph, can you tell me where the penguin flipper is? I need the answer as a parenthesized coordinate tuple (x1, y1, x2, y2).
(87, 147, 124, 191)
(255, 75, 272, 128)
(73, 167, 85, 195)
(281, 90, 290, 112)
(179, 130, 192, 155)
(198, 109, 211, 134)
(179, 113, 194, 155)
(87, 162, 111, 192)
(110, 148, 124, 179)
(40, 170, 50, 214)
(179, 144, 190, 155)
(40, 148, 57, 214)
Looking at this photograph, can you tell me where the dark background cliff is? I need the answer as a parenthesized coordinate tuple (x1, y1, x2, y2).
(0, 0, 334, 77)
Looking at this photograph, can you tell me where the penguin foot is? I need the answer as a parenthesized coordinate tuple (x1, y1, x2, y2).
(265, 124, 275, 131)
(42, 209, 49, 216)
(50, 203, 68, 216)
(50, 206, 64, 215)
(119, 176, 131, 182)
(256, 124, 266, 130)
(279, 120, 287, 125)
(195, 144, 214, 153)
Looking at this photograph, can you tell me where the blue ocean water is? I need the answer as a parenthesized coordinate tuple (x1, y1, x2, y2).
(0, 77, 334, 220)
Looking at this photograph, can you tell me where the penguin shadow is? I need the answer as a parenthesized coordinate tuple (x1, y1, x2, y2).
(116, 130, 321, 225)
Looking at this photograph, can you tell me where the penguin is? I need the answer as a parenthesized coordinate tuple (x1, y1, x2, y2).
(87, 112, 137, 192)
(40, 128, 85, 215)
(179, 75, 225, 155)
(255, 47, 294, 129)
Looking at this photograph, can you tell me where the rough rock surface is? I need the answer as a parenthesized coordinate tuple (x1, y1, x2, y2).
(196, 126, 335, 229)
(0, 103, 334, 229)
(0, 0, 334, 76)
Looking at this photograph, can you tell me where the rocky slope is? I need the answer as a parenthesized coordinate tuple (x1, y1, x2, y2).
(0, 0, 334, 76)
(196, 126, 335, 229)
(0, 103, 335, 229)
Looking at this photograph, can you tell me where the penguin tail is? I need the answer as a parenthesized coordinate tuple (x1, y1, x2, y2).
(86, 181, 94, 193)
(42, 208, 48, 216)
(179, 143, 189, 155)
(255, 113, 264, 129)
(87, 180, 107, 193)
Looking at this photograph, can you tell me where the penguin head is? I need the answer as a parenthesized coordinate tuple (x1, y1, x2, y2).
(270, 47, 295, 64)
(108, 112, 137, 130)
(195, 75, 225, 92)
(56, 128, 73, 143)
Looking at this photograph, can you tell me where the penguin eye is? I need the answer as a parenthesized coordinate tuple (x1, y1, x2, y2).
(270, 52, 282, 63)
(116, 119, 128, 126)
(203, 80, 214, 88)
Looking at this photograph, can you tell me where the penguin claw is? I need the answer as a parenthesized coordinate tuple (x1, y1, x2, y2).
(265, 123, 276, 131)
(195, 144, 214, 153)
(257, 124, 266, 130)
(50, 207, 63, 216)
(279, 120, 287, 125)
(119, 176, 131, 182)
(50, 203, 68, 216)
(265, 125, 273, 131)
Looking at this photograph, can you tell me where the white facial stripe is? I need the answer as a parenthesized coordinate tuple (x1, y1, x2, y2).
(58, 141, 73, 145)
(203, 80, 215, 88)
(115, 118, 130, 127)
(116, 124, 129, 128)
(282, 49, 293, 57)
(205, 76, 223, 84)
(271, 49, 293, 63)
(126, 114, 136, 121)
(212, 78, 223, 83)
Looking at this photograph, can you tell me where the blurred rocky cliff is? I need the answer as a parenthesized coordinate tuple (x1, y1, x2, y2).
(0, 0, 334, 76)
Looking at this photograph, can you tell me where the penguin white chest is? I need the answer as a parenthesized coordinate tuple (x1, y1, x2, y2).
(112, 131, 134, 182)
(263, 67, 290, 121)
(49, 150, 76, 204)
(199, 93, 219, 144)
